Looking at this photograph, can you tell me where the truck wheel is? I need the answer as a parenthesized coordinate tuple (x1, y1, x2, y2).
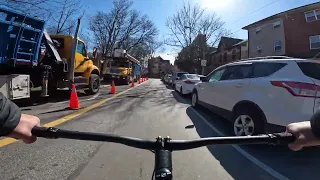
(85, 74, 100, 95)
(48, 79, 58, 95)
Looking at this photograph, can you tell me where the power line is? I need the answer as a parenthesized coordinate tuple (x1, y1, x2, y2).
(228, 0, 281, 36)
(230, 0, 281, 25)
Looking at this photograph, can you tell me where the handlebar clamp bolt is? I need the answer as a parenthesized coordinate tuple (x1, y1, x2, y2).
(165, 136, 171, 142)
(157, 136, 162, 142)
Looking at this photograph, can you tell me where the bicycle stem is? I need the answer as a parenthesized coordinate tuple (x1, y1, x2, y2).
(154, 136, 173, 180)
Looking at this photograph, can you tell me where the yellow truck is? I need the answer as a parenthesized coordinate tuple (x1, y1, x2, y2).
(50, 35, 100, 94)
(102, 49, 141, 85)
(0, 7, 100, 99)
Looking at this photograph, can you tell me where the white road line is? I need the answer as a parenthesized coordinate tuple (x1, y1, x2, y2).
(50, 93, 101, 108)
(175, 93, 290, 180)
(101, 85, 110, 88)
(85, 93, 100, 101)
(190, 108, 290, 180)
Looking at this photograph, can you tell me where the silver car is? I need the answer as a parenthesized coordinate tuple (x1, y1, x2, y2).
(164, 74, 172, 84)
(171, 72, 188, 88)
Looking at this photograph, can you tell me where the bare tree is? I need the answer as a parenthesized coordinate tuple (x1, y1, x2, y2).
(89, 0, 158, 58)
(128, 40, 163, 59)
(165, 1, 227, 49)
(46, 0, 83, 35)
(2, 0, 84, 35)
(0, 0, 53, 18)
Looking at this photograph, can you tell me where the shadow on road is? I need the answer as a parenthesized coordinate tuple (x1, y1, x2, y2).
(185, 106, 274, 179)
(185, 105, 320, 180)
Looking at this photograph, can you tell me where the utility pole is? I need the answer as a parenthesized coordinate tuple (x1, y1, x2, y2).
(202, 34, 206, 75)
(68, 18, 81, 83)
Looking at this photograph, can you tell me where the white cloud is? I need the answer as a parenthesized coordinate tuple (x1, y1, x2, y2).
(199, 0, 233, 13)
(154, 53, 176, 64)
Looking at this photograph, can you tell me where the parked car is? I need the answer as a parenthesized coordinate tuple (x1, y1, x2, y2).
(164, 74, 172, 84)
(198, 75, 207, 82)
(171, 72, 188, 88)
(175, 74, 201, 95)
(191, 57, 320, 136)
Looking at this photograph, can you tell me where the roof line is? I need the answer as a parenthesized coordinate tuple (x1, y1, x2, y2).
(242, 2, 320, 29)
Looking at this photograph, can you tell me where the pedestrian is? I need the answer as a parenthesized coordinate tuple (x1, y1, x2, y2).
(0, 93, 40, 144)
(286, 110, 320, 151)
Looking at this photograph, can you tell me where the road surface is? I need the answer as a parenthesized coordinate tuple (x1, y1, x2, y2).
(0, 79, 319, 180)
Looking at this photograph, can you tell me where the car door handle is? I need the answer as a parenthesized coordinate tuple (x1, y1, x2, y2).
(235, 84, 243, 88)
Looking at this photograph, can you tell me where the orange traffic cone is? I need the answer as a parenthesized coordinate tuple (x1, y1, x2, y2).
(69, 84, 80, 109)
(138, 78, 141, 84)
(131, 80, 135, 87)
(110, 80, 116, 94)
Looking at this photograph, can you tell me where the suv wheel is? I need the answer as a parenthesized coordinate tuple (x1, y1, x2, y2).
(232, 107, 265, 136)
(191, 91, 198, 107)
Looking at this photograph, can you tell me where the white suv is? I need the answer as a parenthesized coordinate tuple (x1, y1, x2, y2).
(191, 57, 320, 136)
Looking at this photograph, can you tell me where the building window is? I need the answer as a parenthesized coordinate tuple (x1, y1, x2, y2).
(274, 41, 282, 52)
(257, 45, 262, 53)
(255, 27, 261, 34)
(273, 21, 281, 28)
(305, 10, 320, 22)
(310, 35, 320, 49)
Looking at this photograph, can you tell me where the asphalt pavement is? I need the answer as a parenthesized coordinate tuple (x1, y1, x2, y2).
(0, 79, 320, 180)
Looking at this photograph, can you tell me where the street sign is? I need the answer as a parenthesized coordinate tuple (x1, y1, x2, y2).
(201, 60, 207, 67)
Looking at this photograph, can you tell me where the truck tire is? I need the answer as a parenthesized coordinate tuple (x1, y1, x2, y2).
(48, 79, 58, 95)
(85, 74, 100, 95)
(126, 77, 130, 85)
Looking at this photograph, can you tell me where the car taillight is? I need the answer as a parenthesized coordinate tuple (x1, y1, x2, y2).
(270, 81, 320, 98)
(184, 80, 195, 84)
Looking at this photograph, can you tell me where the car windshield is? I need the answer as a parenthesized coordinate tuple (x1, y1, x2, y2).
(112, 61, 129, 68)
(177, 73, 187, 77)
(297, 62, 320, 80)
(186, 74, 199, 79)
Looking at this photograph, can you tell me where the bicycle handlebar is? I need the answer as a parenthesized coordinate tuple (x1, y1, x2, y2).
(31, 126, 295, 180)
(31, 127, 295, 150)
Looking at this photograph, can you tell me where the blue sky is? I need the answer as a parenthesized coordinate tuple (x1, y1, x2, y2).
(81, 0, 319, 63)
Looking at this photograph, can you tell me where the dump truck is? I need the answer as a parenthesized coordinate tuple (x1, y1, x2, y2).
(102, 49, 141, 85)
(0, 8, 100, 100)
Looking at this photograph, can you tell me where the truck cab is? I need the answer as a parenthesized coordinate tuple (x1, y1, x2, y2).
(50, 35, 100, 94)
(102, 49, 140, 85)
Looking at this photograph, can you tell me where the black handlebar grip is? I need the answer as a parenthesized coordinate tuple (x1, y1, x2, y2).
(270, 132, 295, 145)
(31, 126, 58, 139)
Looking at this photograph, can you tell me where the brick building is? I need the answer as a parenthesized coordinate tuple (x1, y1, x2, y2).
(208, 37, 243, 71)
(242, 2, 320, 58)
(148, 56, 174, 78)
